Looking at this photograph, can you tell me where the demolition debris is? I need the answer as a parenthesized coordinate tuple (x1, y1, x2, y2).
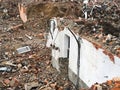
(0, 0, 119, 90)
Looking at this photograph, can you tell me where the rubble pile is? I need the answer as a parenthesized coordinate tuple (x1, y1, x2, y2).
(77, 0, 120, 57)
(0, 0, 120, 90)
(90, 78, 120, 90)
(25, 0, 119, 58)
(55, 7, 120, 58)
(0, 0, 21, 19)
(0, 0, 76, 90)
(0, 29, 74, 89)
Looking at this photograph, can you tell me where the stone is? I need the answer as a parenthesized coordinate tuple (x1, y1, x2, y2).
(0, 81, 4, 87)
(10, 80, 15, 87)
(20, 66, 29, 73)
(28, 54, 38, 59)
(21, 61, 29, 66)
(58, 86, 64, 90)
(17, 64, 22, 69)
(29, 75, 37, 82)
(17, 46, 31, 54)
(37, 33, 44, 39)
(50, 82, 57, 89)
(106, 34, 112, 42)
(24, 81, 39, 90)
(3, 79, 10, 86)
(3, 8, 8, 13)
(46, 60, 50, 65)
(44, 79, 48, 85)
(9, 77, 19, 87)
(98, 33, 103, 39)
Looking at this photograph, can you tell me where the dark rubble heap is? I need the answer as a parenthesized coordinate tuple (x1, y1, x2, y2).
(76, 0, 120, 58)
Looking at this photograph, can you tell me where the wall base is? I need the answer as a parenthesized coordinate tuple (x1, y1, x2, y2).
(51, 57, 69, 72)
(51, 57, 60, 72)
(68, 68, 89, 89)
(51, 57, 89, 89)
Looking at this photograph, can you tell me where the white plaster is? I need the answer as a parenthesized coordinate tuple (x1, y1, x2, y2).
(46, 18, 58, 47)
(69, 37, 78, 74)
(78, 39, 120, 87)
(47, 18, 120, 88)
(46, 33, 52, 47)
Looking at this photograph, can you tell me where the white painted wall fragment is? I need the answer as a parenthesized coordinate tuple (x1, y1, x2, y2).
(47, 18, 120, 88)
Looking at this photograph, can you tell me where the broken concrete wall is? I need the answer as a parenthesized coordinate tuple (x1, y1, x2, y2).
(78, 38, 120, 87)
(47, 18, 120, 89)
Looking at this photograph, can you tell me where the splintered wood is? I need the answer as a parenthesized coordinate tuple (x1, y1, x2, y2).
(18, 3, 27, 23)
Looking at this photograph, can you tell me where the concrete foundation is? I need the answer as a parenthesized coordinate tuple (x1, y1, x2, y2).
(51, 57, 88, 89)
(51, 57, 60, 72)
(51, 57, 69, 72)
(68, 68, 89, 89)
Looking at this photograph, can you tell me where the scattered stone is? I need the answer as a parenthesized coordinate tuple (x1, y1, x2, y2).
(106, 34, 112, 42)
(21, 60, 29, 66)
(9, 77, 19, 87)
(37, 33, 44, 39)
(3, 79, 10, 86)
(17, 64, 22, 69)
(24, 81, 39, 90)
(28, 54, 38, 59)
(20, 66, 29, 73)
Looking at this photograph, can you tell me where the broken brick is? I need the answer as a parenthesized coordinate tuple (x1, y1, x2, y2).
(9, 77, 19, 87)
(3, 79, 10, 86)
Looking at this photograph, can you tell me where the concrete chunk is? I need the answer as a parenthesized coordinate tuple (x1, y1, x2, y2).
(17, 46, 31, 54)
